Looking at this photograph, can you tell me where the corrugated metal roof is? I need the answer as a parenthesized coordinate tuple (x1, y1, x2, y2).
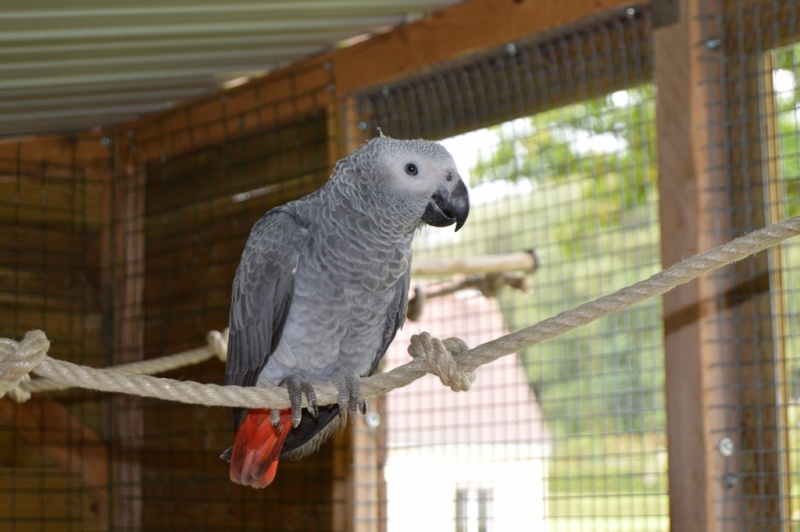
(1, 0, 462, 137)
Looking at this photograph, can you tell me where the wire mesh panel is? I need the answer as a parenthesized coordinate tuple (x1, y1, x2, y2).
(357, 7, 666, 531)
(775, 41, 800, 532)
(0, 148, 112, 531)
(695, 1, 800, 529)
(5, 1, 800, 530)
(112, 63, 339, 531)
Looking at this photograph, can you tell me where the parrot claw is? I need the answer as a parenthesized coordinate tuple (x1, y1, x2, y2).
(270, 409, 281, 428)
(280, 375, 319, 427)
(333, 366, 361, 415)
(359, 400, 367, 415)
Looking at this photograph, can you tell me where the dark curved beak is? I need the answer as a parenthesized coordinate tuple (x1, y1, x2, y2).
(420, 179, 470, 232)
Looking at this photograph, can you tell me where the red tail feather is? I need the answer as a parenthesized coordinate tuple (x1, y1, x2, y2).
(229, 408, 292, 488)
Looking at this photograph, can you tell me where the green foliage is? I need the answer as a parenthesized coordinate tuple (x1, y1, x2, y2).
(418, 47, 800, 513)
(455, 84, 663, 439)
(776, 46, 800, 217)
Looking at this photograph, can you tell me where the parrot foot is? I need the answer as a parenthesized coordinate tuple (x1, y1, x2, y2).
(332, 366, 361, 415)
(279, 375, 319, 427)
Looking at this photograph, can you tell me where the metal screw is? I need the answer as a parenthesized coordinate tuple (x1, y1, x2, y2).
(718, 437, 734, 457)
(724, 473, 738, 488)
(101, 137, 112, 147)
(626, 7, 637, 18)
(358, 121, 368, 131)
(381, 85, 390, 98)
(365, 411, 381, 429)
(705, 37, 722, 51)
(506, 43, 517, 57)
(323, 61, 333, 71)
(327, 83, 336, 93)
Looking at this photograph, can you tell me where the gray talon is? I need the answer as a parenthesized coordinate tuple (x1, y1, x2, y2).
(280, 375, 318, 428)
(270, 409, 281, 428)
(333, 366, 361, 414)
(359, 400, 367, 415)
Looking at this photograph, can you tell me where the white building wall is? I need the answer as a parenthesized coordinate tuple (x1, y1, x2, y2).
(385, 444, 548, 532)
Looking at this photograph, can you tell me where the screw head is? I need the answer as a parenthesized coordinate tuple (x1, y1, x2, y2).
(718, 437, 734, 457)
(705, 37, 722, 51)
(365, 411, 381, 429)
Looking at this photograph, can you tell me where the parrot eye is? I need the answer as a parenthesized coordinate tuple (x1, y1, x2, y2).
(405, 163, 418, 176)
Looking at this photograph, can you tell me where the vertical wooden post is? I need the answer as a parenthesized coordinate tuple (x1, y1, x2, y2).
(720, 50, 790, 529)
(328, 97, 386, 532)
(329, 99, 351, 532)
(654, 0, 735, 529)
(658, 0, 790, 529)
(109, 134, 145, 530)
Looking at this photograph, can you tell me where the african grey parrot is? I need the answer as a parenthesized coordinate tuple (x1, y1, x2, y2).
(221, 136, 469, 488)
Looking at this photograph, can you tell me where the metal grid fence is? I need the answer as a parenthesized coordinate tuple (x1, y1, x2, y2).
(3, 1, 800, 531)
(697, 1, 800, 527)
(356, 8, 666, 531)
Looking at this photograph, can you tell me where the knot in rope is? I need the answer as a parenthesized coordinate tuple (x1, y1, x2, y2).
(207, 328, 229, 362)
(0, 330, 50, 402)
(407, 332, 475, 392)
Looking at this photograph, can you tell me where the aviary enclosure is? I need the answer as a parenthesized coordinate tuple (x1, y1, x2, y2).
(1, 0, 799, 530)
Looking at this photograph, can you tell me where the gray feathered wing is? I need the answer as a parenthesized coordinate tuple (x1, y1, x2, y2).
(225, 209, 303, 433)
(224, 207, 411, 460)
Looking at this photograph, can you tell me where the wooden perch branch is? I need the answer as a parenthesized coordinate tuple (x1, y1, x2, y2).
(407, 273, 531, 320)
(410, 251, 538, 277)
(407, 251, 539, 321)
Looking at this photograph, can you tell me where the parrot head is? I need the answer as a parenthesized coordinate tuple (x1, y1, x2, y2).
(348, 136, 470, 233)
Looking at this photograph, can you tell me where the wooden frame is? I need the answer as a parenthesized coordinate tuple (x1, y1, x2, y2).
(116, 0, 637, 161)
(1, 0, 799, 530)
(655, 1, 729, 527)
(656, 0, 798, 529)
(0, 399, 109, 530)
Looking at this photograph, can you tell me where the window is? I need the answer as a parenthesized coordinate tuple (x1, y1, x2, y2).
(455, 487, 493, 532)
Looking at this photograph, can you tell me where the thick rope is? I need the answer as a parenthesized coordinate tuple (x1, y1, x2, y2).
(16, 329, 229, 398)
(0, 331, 50, 401)
(2, 215, 800, 408)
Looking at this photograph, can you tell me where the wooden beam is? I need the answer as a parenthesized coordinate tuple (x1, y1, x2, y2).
(654, 0, 734, 529)
(109, 139, 146, 530)
(357, 11, 651, 141)
(341, 104, 387, 532)
(118, 0, 637, 161)
(328, 100, 386, 532)
(658, 0, 795, 529)
(0, 398, 109, 529)
(720, 49, 790, 530)
(328, 0, 638, 95)
(722, 0, 800, 55)
(0, 132, 110, 170)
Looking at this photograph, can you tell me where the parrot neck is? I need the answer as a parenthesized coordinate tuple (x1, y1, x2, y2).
(325, 176, 422, 239)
